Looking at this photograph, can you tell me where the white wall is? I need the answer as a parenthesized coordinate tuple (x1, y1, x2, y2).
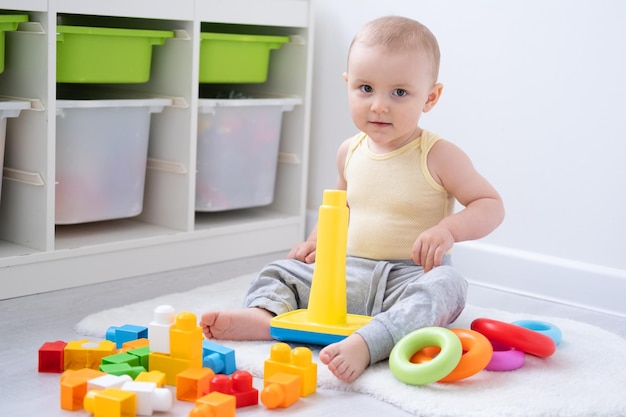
(308, 0, 626, 316)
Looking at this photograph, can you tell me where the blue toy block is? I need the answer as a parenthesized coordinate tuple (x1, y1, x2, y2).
(106, 324, 149, 349)
(202, 340, 236, 375)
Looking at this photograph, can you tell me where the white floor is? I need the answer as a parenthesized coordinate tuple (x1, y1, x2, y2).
(2, 251, 625, 417)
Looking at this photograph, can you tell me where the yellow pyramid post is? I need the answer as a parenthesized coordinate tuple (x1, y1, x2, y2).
(270, 189, 372, 345)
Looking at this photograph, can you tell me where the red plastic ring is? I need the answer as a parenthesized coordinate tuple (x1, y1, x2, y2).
(471, 318, 556, 358)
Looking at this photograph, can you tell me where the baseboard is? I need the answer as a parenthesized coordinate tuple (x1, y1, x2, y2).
(453, 241, 626, 318)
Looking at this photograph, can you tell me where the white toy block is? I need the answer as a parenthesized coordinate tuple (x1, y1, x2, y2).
(149, 305, 175, 354)
(88, 374, 133, 391)
(122, 381, 173, 415)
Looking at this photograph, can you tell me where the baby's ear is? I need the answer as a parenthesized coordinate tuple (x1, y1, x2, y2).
(343, 72, 349, 83)
(424, 83, 443, 112)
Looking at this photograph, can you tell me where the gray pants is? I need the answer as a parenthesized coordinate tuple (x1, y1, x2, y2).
(243, 255, 468, 364)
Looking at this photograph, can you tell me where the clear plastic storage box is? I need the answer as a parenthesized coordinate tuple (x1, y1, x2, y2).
(55, 96, 171, 224)
(196, 96, 301, 211)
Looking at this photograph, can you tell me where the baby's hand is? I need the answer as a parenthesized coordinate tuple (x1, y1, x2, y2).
(411, 225, 454, 272)
(287, 240, 317, 263)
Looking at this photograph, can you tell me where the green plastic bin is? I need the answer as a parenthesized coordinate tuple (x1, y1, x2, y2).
(199, 33, 289, 83)
(56, 26, 175, 83)
(0, 14, 29, 73)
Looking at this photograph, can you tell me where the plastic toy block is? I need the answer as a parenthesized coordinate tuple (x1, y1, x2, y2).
(271, 190, 372, 345)
(122, 338, 150, 351)
(149, 352, 193, 386)
(261, 372, 301, 409)
(107, 324, 149, 349)
(121, 381, 173, 416)
(88, 374, 133, 391)
(102, 352, 141, 367)
(170, 311, 203, 362)
(100, 362, 146, 379)
(176, 367, 215, 402)
(263, 342, 317, 396)
(127, 346, 151, 369)
(135, 371, 166, 387)
(60, 368, 106, 411)
(209, 371, 258, 408)
(84, 388, 136, 417)
(39, 340, 67, 373)
(202, 340, 236, 375)
(149, 305, 175, 354)
(190, 391, 236, 417)
(64, 339, 117, 370)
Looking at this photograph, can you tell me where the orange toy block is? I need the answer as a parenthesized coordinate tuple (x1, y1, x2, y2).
(60, 368, 106, 411)
(261, 372, 301, 409)
(84, 388, 136, 417)
(39, 340, 67, 373)
(189, 391, 236, 417)
(176, 367, 215, 402)
(264, 342, 317, 396)
(122, 338, 150, 351)
(149, 352, 194, 386)
(135, 370, 167, 387)
(170, 312, 203, 362)
(209, 371, 258, 408)
(64, 339, 117, 370)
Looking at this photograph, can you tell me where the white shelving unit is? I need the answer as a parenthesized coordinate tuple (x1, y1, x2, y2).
(0, 0, 313, 299)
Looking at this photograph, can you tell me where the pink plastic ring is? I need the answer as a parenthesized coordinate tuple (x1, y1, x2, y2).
(485, 342, 525, 371)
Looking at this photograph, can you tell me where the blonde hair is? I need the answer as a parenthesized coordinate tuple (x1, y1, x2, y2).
(348, 16, 441, 82)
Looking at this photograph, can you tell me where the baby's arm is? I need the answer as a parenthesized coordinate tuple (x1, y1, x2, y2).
(287, 138, 352, 264)
(412, 139, 505, 272)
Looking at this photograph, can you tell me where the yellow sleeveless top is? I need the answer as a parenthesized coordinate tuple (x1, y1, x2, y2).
(343, 130, 454, 260)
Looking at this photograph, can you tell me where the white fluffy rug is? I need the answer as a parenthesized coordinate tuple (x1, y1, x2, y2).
(76, 273, 626, 417)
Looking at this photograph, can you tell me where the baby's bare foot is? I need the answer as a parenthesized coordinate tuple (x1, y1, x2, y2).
(200, 308, 274, 341)
(319, 333, 371, 382)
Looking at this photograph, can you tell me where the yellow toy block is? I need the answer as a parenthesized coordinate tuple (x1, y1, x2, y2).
(149, 352, 194, 386)
(189, 391, 236, 417)
(84, 388, 136, 417)
(176, 367, 215, 402)
(135, 370, 167, 387)
(263, 342, 317, 397)
(261, 372, 301, 409)
(60, 368, 106, 411)
(170, 311, 203, 362)
(64, 339, 117, 370)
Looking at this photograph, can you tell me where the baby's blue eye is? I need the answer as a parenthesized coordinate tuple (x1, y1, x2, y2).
(393, 89, 408, 97)
(360, 85, 373, 93)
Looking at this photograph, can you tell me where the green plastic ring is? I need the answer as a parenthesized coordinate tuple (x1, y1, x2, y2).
(389, 327, 463, 385)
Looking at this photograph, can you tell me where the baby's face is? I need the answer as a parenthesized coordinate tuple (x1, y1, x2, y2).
(344, 42, 437, 152)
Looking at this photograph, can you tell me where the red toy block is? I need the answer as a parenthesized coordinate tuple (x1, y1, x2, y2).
(39, 341, 67, 373)
(189, 391, 236, 417)
(261, 372, 301, 409)
(176, 367, 215, 402)
(209, 371, 258, 408)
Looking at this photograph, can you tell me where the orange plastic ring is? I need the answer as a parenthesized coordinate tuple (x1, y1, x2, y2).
(410, 328, 494, 382)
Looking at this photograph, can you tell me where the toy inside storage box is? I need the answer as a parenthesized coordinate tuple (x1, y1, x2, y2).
(199, 32, 290, 83)
(196, 94, 301, 212)
(0, 98, 30, 201)
(0, 14, 29, 73)
(55, 94, 172, 224)
(56, 25, 174, 83)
